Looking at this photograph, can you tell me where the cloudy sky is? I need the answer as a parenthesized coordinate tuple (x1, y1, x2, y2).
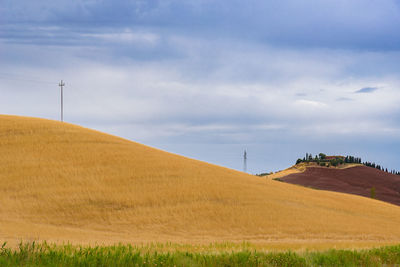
(1, 0, 400, 173)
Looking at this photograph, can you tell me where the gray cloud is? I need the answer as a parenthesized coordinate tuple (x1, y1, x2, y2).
(336, 97, 353, 101)
(355, 87, 379, 93)
(295, 93, 307, 97)
(1, 1, 400, 173)
(2, 0, 400, 50)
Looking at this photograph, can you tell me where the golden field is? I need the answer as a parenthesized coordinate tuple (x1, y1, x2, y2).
(1, 115, 400, 250)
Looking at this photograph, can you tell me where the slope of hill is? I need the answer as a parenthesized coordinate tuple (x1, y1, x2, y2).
(280, 166, 400, 206)
(266, 162, 361, 180)
(1, 115, 400, 248)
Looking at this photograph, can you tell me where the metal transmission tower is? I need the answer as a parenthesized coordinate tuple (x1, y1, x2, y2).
(58, 80, 65, 122)
(243, 149, 247, 173)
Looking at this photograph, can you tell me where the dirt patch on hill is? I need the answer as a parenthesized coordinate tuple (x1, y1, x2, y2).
(281, 166, 400, 206)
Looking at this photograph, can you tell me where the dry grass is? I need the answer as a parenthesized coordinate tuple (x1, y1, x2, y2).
(267, 164, 306, 179)
(1, 115, 400, 249)
(268, 162, 363, 180)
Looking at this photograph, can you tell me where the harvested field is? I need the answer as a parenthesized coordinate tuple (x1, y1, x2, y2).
(281, 166, 400, 206)
(1, 115, 400, 249)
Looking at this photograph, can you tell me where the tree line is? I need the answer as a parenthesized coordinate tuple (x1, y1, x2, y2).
(296, 153, 400, 175)
(363, 161, 400, 175)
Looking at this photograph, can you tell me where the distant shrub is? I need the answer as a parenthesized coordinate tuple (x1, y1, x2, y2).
(320, 162, 326, 167)
(370, 187, 376, 199)
(256, 172, 271, 177)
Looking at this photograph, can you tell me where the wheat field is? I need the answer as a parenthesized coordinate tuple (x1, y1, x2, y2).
(1, 115, 400, 249)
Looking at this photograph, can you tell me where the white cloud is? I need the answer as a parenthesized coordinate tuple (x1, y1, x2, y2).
(81, 30, 160, 45)
(294, 99, 328, 109)
(1, 25, 400, 172)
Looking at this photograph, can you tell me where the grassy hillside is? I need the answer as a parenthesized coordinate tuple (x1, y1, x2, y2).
(266, 162, 363, 179)
(1, 115, 400, 248)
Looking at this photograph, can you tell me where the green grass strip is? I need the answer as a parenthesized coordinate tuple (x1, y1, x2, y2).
(0, 242, 400, 266)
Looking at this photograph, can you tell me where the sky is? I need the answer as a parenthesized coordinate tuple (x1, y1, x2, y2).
(1, 0, 400, 174)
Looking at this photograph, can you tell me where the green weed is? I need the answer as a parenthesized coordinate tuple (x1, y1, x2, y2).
(0, 242, 399, 266)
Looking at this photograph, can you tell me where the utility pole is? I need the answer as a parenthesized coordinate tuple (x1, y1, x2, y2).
(243, 149, 247, 173)
(59, 80, 65, 122)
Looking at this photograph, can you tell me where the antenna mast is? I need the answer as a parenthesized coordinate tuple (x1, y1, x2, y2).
(59, 80, 65, 122)
(243, 149, 247, 173)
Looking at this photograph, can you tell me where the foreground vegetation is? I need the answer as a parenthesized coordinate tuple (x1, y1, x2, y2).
(1, 242, 400, 267)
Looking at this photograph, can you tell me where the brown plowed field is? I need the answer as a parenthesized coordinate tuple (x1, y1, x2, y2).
(281, 166, 400, 206)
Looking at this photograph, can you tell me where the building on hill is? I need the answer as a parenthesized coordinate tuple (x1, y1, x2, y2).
(296, 154, 349, 166)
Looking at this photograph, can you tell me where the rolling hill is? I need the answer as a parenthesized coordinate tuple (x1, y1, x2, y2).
(1, 115, 400, 249)
(280, 165, 400, 206)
